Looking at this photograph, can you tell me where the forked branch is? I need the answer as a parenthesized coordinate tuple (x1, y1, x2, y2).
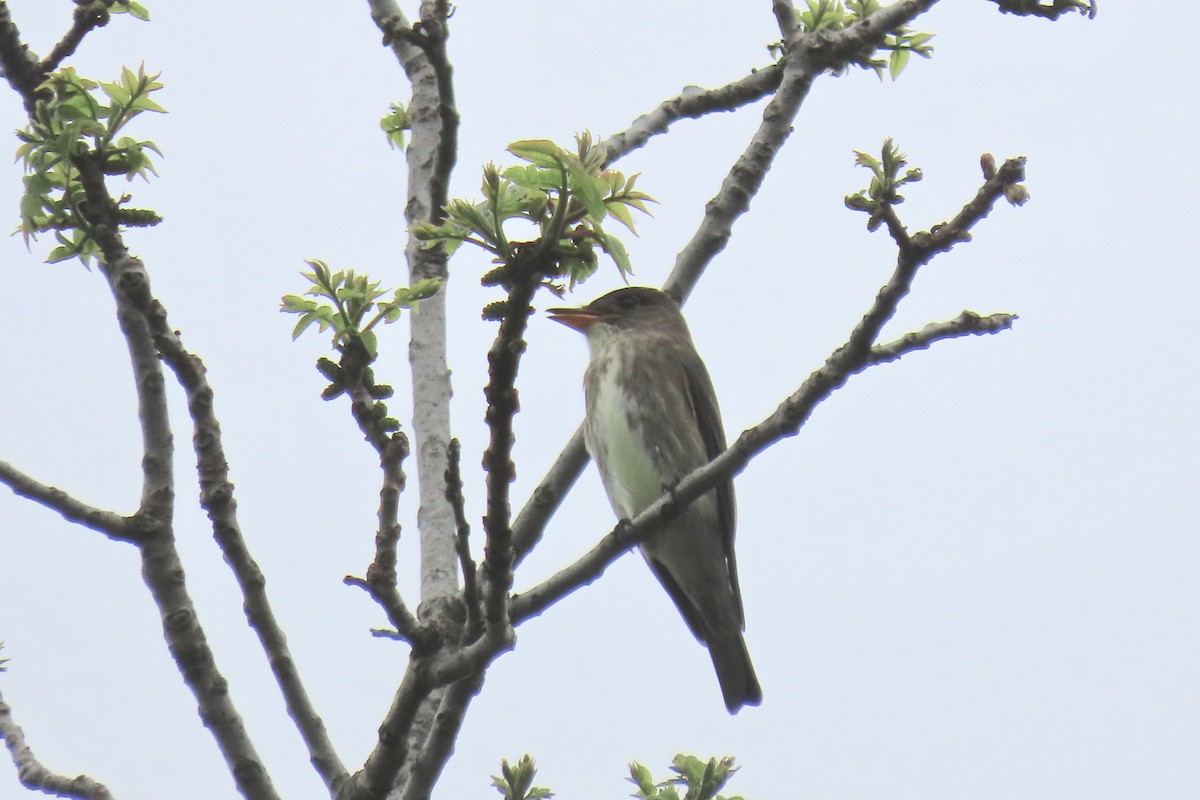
(512, 153, 1026, 623)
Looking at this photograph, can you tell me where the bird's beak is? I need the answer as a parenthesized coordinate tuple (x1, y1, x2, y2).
(546, 307, 603, 332)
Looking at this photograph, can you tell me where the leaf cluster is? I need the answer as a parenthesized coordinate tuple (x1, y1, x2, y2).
(282, 259, 442, 355)
(629, 755, 744, 800)
(15, 64, 165, 266)
(790, 0, 935, 79)
(844, 138, 923, 230)
(491, 756, 553, 800)
(281, 260, 441, 428)
(412, 132, 653, 292)
(380, 102, 410, 150)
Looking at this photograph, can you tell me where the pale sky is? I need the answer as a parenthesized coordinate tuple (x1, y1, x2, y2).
(2, 2, 1197, 799)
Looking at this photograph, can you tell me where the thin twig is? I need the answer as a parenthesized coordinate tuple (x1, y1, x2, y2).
(868, 312, 1018, 365)
(41, 1, 111, 73)
(480, 262, 543, 632)
(1, 690, 114, 800)
(0, 461, 129, 540)
(601, 66, 783, 165)
(664, 0, 941, 304)
(446, 439, 481, 637)
(510, 426, 588, 564)
(341, 365, 425, 645)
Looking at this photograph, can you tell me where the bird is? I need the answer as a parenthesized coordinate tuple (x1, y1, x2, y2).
(547, 286, 762, 712)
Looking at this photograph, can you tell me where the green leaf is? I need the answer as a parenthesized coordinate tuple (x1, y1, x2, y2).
(111, 1, 152, 20)
(281, 294, 318, 313)
(604, 199, 638, 233)
(290, 310, 325, 339)
(889, 47, 911, 79)
(46, 245, 76, 263)
(131, 95, 167, 114)
(569, 167, 607, 221)
(593, 224, 633, 279)
(381, 102, 409, 150)
(100, 81, 131, 106)
(508, 139, 565, 169)
(503, 164, 565, 191)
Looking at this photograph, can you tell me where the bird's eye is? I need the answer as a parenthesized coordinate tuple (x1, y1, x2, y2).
(617, 294, 640, 310)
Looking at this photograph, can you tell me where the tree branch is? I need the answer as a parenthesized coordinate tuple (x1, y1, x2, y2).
(773, 0, 798, 39)
(510, 426, 588, 565)
(73, 135, 336, 798)
(0, 461, 129, 540)
(136, 533, 283, 800)
(342, 668, 428, 800)
(512, 151, 1025, 624)
(1, 690, 114, 800)
(369, 0, 462, 611)
(397, 672, 484, 800)
(868, 311, 1018, 366)
(33, 146, 283, 798)
(99, 246, 348, 794)
(601, 67, 783, 165)
(481, 263, 544, 633)
(0, 2, 50, 112)
(41, 1, 113, 74)
(446, 439, 481, 636)
(341, 369, 425, 647)
(665, 0, 940, 303)
(510, 0, 946, 569)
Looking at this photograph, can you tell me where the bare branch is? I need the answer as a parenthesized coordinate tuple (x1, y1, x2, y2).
(133, 532, 282, 800)
(1, 690, 114, 800)
(481, 254, 548, 633)
(601, 67, 783, 165)
(513, 152, 1026, 623)
(665, 0, 940, 303)
(343, 669, 428, 800)
(881, 202, 912, 250)
(41, 1, 112, 74)
(446, 439, 481, 636)
(510, 426, 588, 565)
(773, 0, 798, 39)
(0, 461, 129, 540)
(107, 255, 349, 791)
(340, 368, 425, 645)
(0, 2, 50, 111)
(398, 673, 484, 800)
(369, 0, 462, 609)
(868, 312, 1017, 366)
(73, 151, 332, 798)
(512, 0, 946, 566)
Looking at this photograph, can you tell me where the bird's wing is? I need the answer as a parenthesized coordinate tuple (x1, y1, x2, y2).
(679, 349, 743, 625)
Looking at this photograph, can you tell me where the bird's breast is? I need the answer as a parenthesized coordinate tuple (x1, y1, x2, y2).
(584, 349, 664, 519)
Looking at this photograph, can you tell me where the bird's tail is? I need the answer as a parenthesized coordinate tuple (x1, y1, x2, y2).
(709, 629, 762, 713)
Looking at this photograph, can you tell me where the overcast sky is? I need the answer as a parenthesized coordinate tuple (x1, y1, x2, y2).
(2, 2, 1197, 799)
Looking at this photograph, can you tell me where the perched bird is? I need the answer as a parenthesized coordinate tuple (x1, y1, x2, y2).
(548, 286, 762, 712)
